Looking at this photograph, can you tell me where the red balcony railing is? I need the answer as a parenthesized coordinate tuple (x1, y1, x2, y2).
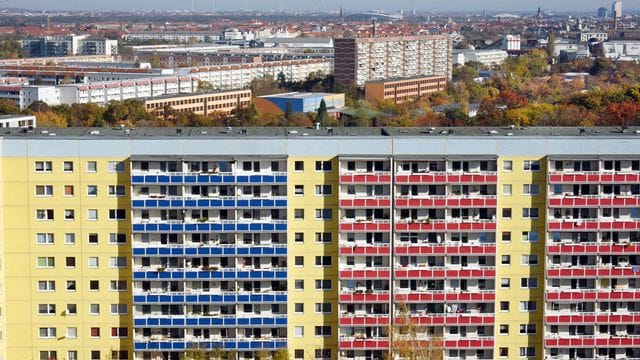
(340, 174, 391, 184)
(395, 268, 495, 279)
(340, 222, 391, 232)
(395, 245, 496, 255)
(548, 221, 640, 231)
(339, 315, 390, 326)
(396, 291, 495, 303)
(394, 314, 494, 326)
(340, 292, 391, 303)
(545, 336, 640, 348)
(396, 174, 497, 184)
(549, 196, 640, 207)
(339, 245, 391, 256)
(395, 221, 496, 232)
(395, 197, 497, 208)
(547, 244, 640, 255)
(443, 338, 494, 349)
(546, 290, 640, 302)
(340, 198, 391, 208)
(339, 269, 391, 279)
(338, 338, 389, 350)
(547, 267, 640, 278)
(546, 313, 640, 324)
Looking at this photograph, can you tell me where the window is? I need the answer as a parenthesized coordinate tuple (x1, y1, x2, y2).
(499, 301, 509, 311)
(90, 327, 100, 338)
(107, 161, 125, 173)
(40, 351, 57, 360)
(36, 233, 54, 245)
(38, 304, 56, 315)
(294, 185, 304, 195)
(502, 184, 512, 196)
(111, 327, 128, 338)
(521, 255, 539, 266)
(37, 257, 55, 268)
(523, 160, 540, 171)
(315, 209, 332, 220)
(315, 185, 332, 196)
(67, 327, 77, 338)
(64, 185, 74, 196)
(315, 161, 332, 172)
(521, 278, 538, 289)
(501, 255, 511, 265)
(87, 209, 98, 221)
(499, 324, 509, 334)
(108, 185, 125, 196)
(65, 257, 76, 268)
(503, 160, 513, 171)
(294, 233, 304, 243)
(109, 233, 127, 244)
(521, 231, 539, 242)
(35, 161, 52, 172)
(87, 185, 98, 196)
(294, 280, 304, 290)
(88, 257, 99, 268)
(519, 347, 535, 357)
(520, 301, 537, 312)
(294, 209, 304, 220)
(294, 303, 304, 313)
(110, 304, 128, 315)
(502, 208, 512, 219)
(55, 207, 70, 220)
(66, 280, 76, 291)
(522, 184, 540, 195)
(109, 257, 127, 268)
(109, 209, 126, 220)
(89, 304, 100, 315)
(499, 348, 509, 357)
(37, 280, 55, 291)
(68, 351, 78, 360)
(36, 209, 54, 220)
(294, 161, 304, 171)
(63, 161, 74, 172)
(110, 280, 128, 291)
(86, 161, 97, 172)
(294, 350, 304, 360)
(315, 303, 332, 313)
(89, 280, 99, 291)
(315, 232, 332, 243)
(39, 327, 57, 338)
(519, 324, 536, 335)
(65, 233, 76, 245)
(315, 350, 331, 360)
(315, 326, 332, 337)
(294, 326, 304, 337)
(315, 256, 332, 267)
(500, 278, 510, 289)
(501, 232, 511, 242)
(90, 351, 101, 360)
(315, 279, 331, 290)
(522, 208, 539, 219)
(294, 256, 304, 267)
(66, 304, 77, 315)
(35, 185, 53, 196)
(88, 233, 98, 244)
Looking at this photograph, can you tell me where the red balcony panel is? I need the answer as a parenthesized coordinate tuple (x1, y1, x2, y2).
(339, 339, 390, 350)
(545, 338, 596, 348)
(339, 246, 391, 256)
(395, 293, 447, 302)
(340, 293, 391, 303)
(339, 316, 390, 326)
(395, 269, 494, 279)
(549, 174, 562, 182)
(443, 339, 494, 349)
(595, 337, 640, 347)
(599, 244, 640, 253)
(545, 315, 597, 324)
(546, 291, 598, 302)
(340, 174, 391, 184)
(340, 222, 391, 232)
(339, 270, 390, 279)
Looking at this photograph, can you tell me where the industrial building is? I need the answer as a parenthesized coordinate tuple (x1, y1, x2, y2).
(364, 75, 448, 104)
(0, 126, 639, 360)
(254, 92, 345, 114)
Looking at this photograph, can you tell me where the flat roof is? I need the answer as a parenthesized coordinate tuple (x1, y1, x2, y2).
(3, 126, 640, 139)
(258, 92, 343, 100)
(142, 89, 251, 102)
(365, 75, 448, 84)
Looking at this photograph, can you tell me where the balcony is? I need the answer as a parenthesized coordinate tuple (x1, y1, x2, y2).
(132, 268, 287, 280)
(339, 291, 391, 303)
(442, 337, 494, 349)
(339, 268, 391, 280)
(339, 197, 392, 209)
(395, 173, 497, 185)
(395, 219, 497, 232)
(134, 315, 288, 327)
(339, 245, 391, 256)
(339, 220, 391, 232)
(395, 196, 497, 209)
(548, 220, 640, 231)
(340, 174, 391, 184)
(339, 315, 390, 326)
(546, 267, 640, 278)
(395, 268, 496, 279)
(133, 338, 287, 351)
(338, 337, 389, 350)
(547, 244, 640, 255)
(395, 244, 496, 256)
(395, 290, 495, 303)
(545, 312, 640, 325)
(132, 246, 287, 257)
(131, 174, 287, 185)
(546, 289, 640, 302)
(545, 335, 640, 348)
(395, 313, 494, 326)
(133, 292, 287, 304)
(132, 197, 287, 209)
(132, 220, 288, 233)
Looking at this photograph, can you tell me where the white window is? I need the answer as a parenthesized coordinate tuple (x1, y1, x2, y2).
(36, 209, 54, 220)
(503, 160, 513, 171)
(294, 209, 304, 219)
(67, 327, 77, 338)
(523, 160, 540, 171)
(110, 304, 128, 315)
(66, 304, 77, 315)
(315, 161, 332, 172)
(109, 257, 127, 268)
(520, 301, 537, 312)
(66, 280, 76, 292)
(294, 280, 304, 290)
(87, 185, 98, 196)
(315, 185, 332, 196)
(109, 233, 127, 244)
(502, 184, 512, 196)
(294, 326, 304, 337)
(38, 304, 56, 315)
(63, 161, 74, 172)
(294, 185, 304, 196)
(38, 327, 57, 338)
(89, 304, 100, 315)
(108, 185, 125, 196)
(68, 351, 78, 360)
(35, 161, 52, 172)
(522, 184, 540, 195)
(110, 280, 128, 291)
(521, 231, 539, 242)
(36, 233, 54, 245)
(64, 209, 75, 220)
(88, 257, 99, 268)
(86, 161, 97, 172)
(37, 257, 55, 268)
(521, 278, 538, 289)
(107, 161, 125, 173)
(315, 303, 332, 313)
(35, 185, 53, 196)
(521, 255, 539, 266)
(294, 303, 304, 313)
(87, 209, 98, 221)
(65, 233, 76, 245)
(522, 208, 539, 219)
(37, 280, 55, 291)
(500, 278, 510, 289)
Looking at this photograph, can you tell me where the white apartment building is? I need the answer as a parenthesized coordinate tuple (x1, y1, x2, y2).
(0, 114, 36, 128)
(579, 32, 609, 43)
(502, 35, 522, 51)
(20, 35, 119, 57)
(453, 50, 509, 67)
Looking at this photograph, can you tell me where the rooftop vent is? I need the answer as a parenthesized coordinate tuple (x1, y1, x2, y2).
(89, 130, 100, 135)
(40, 130, 48, 135)
(289, 130, 298, 134)
(488, 130, 499, 134)
(506, 132, 514, 136)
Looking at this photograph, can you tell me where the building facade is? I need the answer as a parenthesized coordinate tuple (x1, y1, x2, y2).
(20, 36, 119, 58)
(333, 36, 452, 87)
(144, 89, 252, 117)
(364, 76, 447, 104)
(0, 127, 639, 360)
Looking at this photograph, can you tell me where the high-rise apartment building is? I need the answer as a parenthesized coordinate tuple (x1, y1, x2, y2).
(0, 127, 639, 360)
(333, 36, 453, 87)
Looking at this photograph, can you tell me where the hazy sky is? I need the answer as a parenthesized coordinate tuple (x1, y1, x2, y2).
(7, 0, 629, 12)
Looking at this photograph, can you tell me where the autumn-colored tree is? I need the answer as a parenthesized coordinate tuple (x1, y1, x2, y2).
(33, 111, 68, 127)
(603, 101, 640, 127)
(389, 302, 443, 360)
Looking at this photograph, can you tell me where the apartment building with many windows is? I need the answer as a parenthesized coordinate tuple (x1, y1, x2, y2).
(0, 126, 638, 360)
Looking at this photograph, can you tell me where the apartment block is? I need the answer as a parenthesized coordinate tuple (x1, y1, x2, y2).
(364, 76, 447, 104)
(143, 89, 252, 117)
(0, 127, 638, 360)
(334, 36, 453, 87)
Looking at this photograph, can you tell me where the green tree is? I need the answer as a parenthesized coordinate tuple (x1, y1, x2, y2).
(315, 99, 329, 126)
(284, 101, 293, 120)
(0, 99, 20, 115)
(276, 71, 287, 88)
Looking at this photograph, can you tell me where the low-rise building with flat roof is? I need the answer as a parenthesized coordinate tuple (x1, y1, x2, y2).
(364, 75, 447, 104)
(255, 92, 345, 114)
(144, 89, 252, 117)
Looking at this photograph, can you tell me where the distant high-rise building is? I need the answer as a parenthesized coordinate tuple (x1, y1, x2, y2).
(613, 0, 622, 28)
(598, 6, 608, 18)
(502, 35, 522, 51)
(333, 35, 453, 87)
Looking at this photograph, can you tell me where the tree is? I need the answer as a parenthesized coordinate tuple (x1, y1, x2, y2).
(389, 301, 443, 360)
(547, 32, 556, 59)
(315, 99, 329, 126)
(33, 111, 68, 127)
(284, 102, 293, 121)
(0, 99, 20, 115)
(276, 71, 287, 88)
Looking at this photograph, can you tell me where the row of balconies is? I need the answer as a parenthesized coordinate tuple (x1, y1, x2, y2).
(131, 160, 286, 175)
(133, 233, 285, 247)
(338, 314, 495, 327)
(339, 291, 496, 304)
(133, 293, 287, 305)
(339, 268, 496, 280)
(339, 244, 496, 256)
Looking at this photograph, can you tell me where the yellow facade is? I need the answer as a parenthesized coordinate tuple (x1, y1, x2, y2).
(495, 157, 546, 359)
(0, 157, 132, 360)
(287, 157, 339, 359)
